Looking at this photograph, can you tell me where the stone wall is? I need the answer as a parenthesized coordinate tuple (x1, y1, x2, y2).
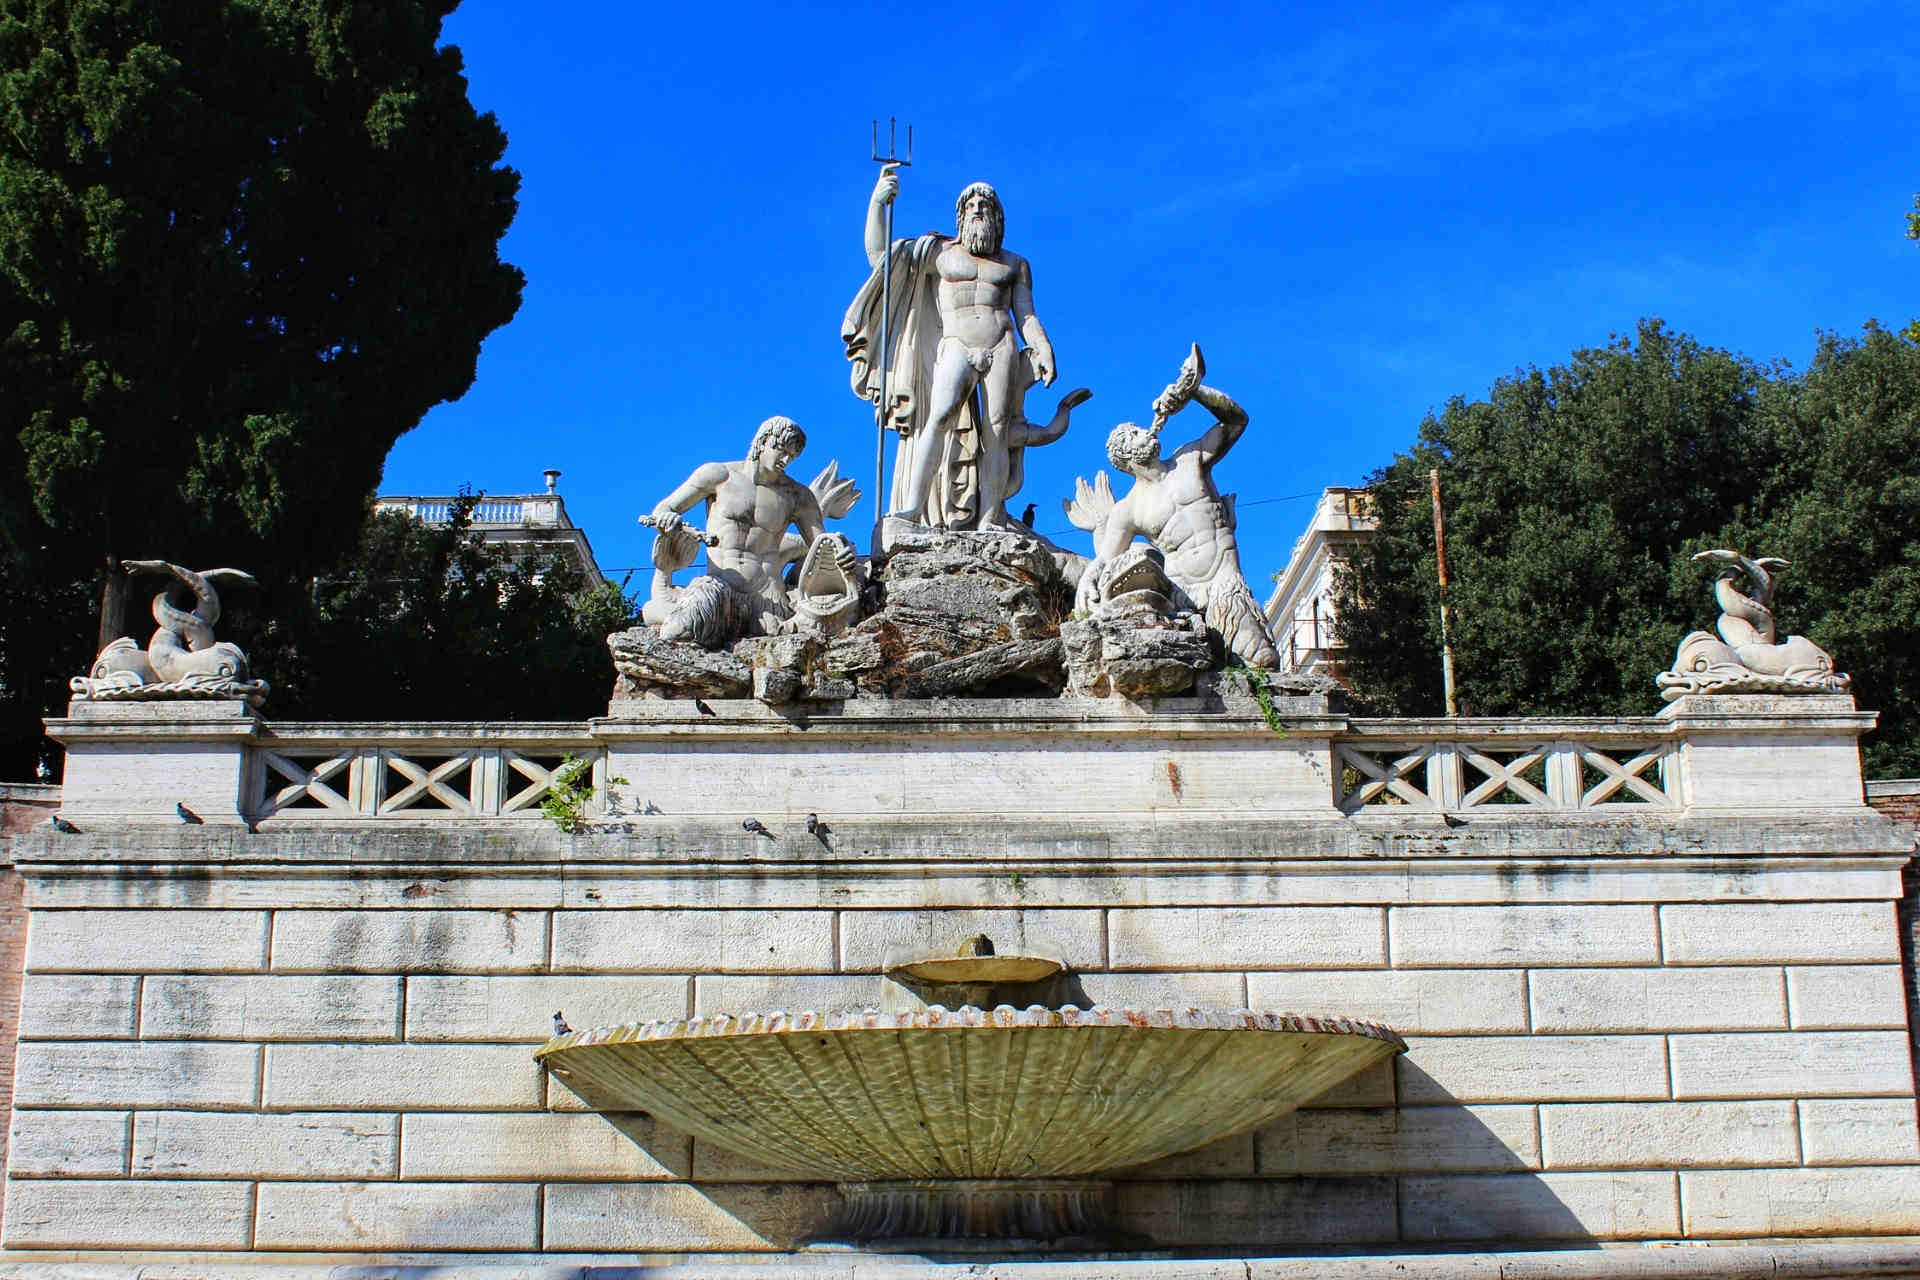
(3, 697, 1916, 1268)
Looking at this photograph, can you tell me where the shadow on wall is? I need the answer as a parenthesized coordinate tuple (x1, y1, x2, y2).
(567, 1058, 1597, 1252)
(1098, 1061, 1594, 1249)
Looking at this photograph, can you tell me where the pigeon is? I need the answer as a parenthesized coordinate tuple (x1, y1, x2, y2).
(742, 818, 773, 838)
(641, 800, 663, 815)
(176, 802, 203, 825)
(1020, 502, 1037, 528)
(49, 815, 80, 834)
(552, 1011, 572, 1036)
(1441, 812, 1468, 828)
(694, 698, 717, 717)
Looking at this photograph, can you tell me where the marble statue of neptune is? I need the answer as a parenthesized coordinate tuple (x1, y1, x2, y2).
(844, 168, 1078, 532)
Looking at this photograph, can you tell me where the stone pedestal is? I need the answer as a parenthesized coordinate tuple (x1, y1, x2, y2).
(45, 701, 261, 825)
(1659, 694, 1877, 810)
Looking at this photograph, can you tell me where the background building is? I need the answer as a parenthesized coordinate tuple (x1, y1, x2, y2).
(374, 469, 605, 584)
(1263, 487, 1378, 678)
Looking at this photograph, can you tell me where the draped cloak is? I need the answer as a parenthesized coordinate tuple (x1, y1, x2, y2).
(841, 233, 1037, 528)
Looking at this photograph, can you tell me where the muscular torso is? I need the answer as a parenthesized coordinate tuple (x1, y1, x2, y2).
(1121, 454, 1239, 600)
(934, 242, 1021, 350)
(705, 464, 803, 598)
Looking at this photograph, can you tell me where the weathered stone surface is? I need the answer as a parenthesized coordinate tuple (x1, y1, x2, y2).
(15, 1041, 259, 1108)
(839, 907, 1102, 972)
(27, 908, 267, 972)
(1399, 1036, 1669, 1103)
(608, 626, 752, 699)
(898, 637, 1064, 698)
(1540, 1102, 1798, 1169)
(141, 975, 401, 1040)
(543, 1182, 836, 1250)
(1529, 967, 1787, 1033)
(264, 1043, 544, 1110)
(1113, 1176, 1397, 1246)
(1797, 1099, 1920, 1165)
(1784, 964, 1907, 1028)
(1248, 970, 1528, 1035)
(552, 909, 833, 974)
(1660, 901, 1897, 963)
(1266, 1104, 1539, 1175)
(134, 1111, 396, 1178)
(1668, 1031, 1912, 1098)
(254, 1181, 540, 1249)
(1682, 1167, 1920, 1236)
(7, 1109, 130, 1175)
(17, 974, 139, 1038)
(402, 1111, 689, 1179)
(3, 1179, 254, 1248)
(820, 528, 1074, 697)
(1402, 1171, 1680, 1241)
(406, 974, 690, 1041)
(1109, 907, 1385, 970)
(1059, 584, 1212, 700)
(1390, 904, 1659, 967)
(270, 909, 547, 973)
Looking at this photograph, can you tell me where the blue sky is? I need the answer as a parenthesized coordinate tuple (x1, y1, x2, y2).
(378, 0, 1920, 590)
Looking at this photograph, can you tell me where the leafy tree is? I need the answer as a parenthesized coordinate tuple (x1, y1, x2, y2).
(233, 496, 637, 723)
(1334, 320, 1773, 719)
(1735, 325, 1920, 776)
(0, 0, 524, 647)
(1335, 318, 1920, 775)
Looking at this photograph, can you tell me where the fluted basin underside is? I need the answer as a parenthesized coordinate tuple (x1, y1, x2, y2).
(537, 1005, 1404, 1181)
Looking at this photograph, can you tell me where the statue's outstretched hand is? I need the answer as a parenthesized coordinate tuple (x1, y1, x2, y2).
(648, 510, 682, 536)
(1032, 347, 1056, 387)
(872, 164, 899, 208)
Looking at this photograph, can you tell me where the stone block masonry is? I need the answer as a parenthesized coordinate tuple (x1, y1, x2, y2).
(2, 695, 1915, 1271)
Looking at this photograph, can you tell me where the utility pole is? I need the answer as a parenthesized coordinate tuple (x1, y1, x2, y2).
(868, 118, 912, 557)
(1430, 468, 1459, 717)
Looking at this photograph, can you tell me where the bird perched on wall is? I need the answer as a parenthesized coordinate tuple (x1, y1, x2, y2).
(742, 818, 773, 838)
(176, 802, 203, 825)
(1020, 503, 1036, 528)
(694, 698, 717, 716)
(49, 815, 80, 834)
(552, 1011, 572, 1036)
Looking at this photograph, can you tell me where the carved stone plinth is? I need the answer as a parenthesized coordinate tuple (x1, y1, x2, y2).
(607, 627, 751, 700)
(809, 1179, 1137, 1251)
(823, 525, 1075, 698)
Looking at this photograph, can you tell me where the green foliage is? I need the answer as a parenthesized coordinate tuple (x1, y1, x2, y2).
(0, 0, 523, 617)
(540, 756, 628, 834)
(1735, 325, 1920, 776)
(1334, 319, 1920, 776)
(231, 496, 637, 723)
(1225, 664, 1287, 735)
(1336, 320, 1771, 719)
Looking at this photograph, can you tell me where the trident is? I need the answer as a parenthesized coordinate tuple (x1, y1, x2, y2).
(869, 117, 912, 555)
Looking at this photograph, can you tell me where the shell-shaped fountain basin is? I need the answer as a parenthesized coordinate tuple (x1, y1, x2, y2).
(536, 1004, 1404, 1181)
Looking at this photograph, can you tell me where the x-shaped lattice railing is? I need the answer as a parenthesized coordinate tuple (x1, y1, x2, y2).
(259, 750, 354, 814)
(379, 753, 476, 814)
